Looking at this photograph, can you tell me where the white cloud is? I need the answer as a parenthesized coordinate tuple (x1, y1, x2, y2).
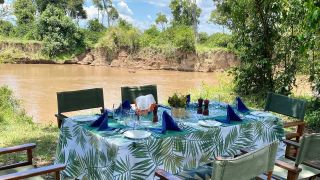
(117, 0, 133, 15)
(147, 15, 152, 20)
(84, 5, 99, 20)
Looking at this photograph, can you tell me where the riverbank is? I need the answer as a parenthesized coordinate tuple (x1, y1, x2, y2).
(0, 41, 239, 72)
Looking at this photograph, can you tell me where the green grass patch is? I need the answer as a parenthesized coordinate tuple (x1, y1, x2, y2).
(0, 86, 59, 166)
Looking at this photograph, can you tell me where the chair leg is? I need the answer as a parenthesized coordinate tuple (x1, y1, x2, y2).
(57, 118, 62, 129)
(287, 171, 299, 180)
(296, 124, 305, 142)
(55, 171, 60, 180)
(266, 171, 273, 180)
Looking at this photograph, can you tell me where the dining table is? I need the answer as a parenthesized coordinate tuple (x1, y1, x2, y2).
(54, 101, 284, 180)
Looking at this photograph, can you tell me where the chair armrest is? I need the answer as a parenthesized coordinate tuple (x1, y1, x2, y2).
(0, 143, 36, 155)
(283, 121, 305, 128)
(155, 169, 181, 180)
(283, 139, 300, 148)
(275, 160, 301, 173)
(0, 164, 66, 180)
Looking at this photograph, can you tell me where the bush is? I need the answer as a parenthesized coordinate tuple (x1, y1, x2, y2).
(305, 110, 320, 132)
(0, 20, 14, 36)
(37, 5, 85, 58)
(169, 25, 195, 52)
(96, 25, 141, 53)
(87, 19, 105, 32)
(203, 33, 232, 48)
(139, 25, 161, 47)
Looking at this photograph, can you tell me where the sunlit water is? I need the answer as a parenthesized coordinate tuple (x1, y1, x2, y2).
(0, 64, 219, 124)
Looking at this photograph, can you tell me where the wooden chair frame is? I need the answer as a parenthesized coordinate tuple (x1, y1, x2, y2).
(55, 88, 105, 128)
(0, 143, 65, 180)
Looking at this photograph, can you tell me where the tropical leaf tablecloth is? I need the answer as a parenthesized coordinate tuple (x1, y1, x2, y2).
(55, 103, 284, 180)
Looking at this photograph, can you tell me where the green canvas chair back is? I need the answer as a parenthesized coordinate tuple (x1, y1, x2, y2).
(295, 134, 320, 166)
(57, 88, 104, 114)
(213, 141, 279, 180)
(121, 85, 158, 104)
(264, 92, 307, 120)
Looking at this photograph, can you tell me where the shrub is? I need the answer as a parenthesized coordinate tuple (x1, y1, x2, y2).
(305, 110, 320, 132)
(203, 33, 232, 48)
(0, 20, 14, 36)
(37, 5, 85, 58)
(87, 19, 105, 32)
(96, 25, 141, 53)
(169, 25, 195, 52)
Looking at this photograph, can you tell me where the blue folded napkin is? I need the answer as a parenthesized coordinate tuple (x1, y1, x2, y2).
(215, 105, 242, 124)
(90, 110, 108, 127)
(147, 111, 182, 134)
(161, 111, 181, 134)
(115, 100, 132, 114)
(236, 97, 250, 113)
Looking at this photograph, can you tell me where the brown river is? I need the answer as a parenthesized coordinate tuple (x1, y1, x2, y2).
(0, 64, 219, 124)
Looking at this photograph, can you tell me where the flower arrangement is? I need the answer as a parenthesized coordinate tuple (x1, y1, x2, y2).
(168, 93, 187, 108)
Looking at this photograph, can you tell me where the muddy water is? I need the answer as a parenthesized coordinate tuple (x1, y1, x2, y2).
(0, 64, 219, 124)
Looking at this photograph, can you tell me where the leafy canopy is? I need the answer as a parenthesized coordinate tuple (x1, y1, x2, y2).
(37, 5, 84, 58)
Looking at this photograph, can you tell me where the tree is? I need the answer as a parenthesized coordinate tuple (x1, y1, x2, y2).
(155, 13, 168, 31)
(93, 0, 119, 27)
(35, 0, 66, 13)
(169, 0, 201, 38)
(0, 20, 14, 36)
(13, 0, 36, 25)
(88, 18, 105, 32)
(66, 0, 87, 21)
(37, 5, 84, 57)
(107, 6, 119, 26)
(211, 0, 309, 97)
(35, 0, 86, 21)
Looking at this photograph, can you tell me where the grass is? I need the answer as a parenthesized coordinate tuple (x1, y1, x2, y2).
(0, 36, 42, 44)
(0, 86, 59, 167)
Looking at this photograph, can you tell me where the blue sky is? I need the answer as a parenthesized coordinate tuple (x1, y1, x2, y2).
(3, 0, 224, 34)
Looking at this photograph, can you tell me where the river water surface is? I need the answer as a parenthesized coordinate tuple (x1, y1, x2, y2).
(0, 64, 219, 124)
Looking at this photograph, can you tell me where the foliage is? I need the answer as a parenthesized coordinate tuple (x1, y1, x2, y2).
(0, 20, 14, 36)
(66, 0, 87, 20)
(211, 0, 308, 97)
(37, 5, 85, 58)
(88, 18, 105, 32)
(168, 93, 187, 108)
(303, 0, 320, 99)
(198, 32, 209, 44)
(0, 86, 58, 165)
(169, 0, 201, 27)
(169, 25, 195, 52)
(305, 109, 320, 132)
(96, 24, 141, 53)
(155, 12, 168, 30)
(13, 0, 36, 25)
(201, 33, 231, 48)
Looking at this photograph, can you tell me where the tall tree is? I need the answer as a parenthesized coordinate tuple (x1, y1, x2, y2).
(35, 0, 86, 21)
(93, 0, 119, 27)
(169, 0, 201, 37)
(155, 12, 168, 30)
(67, 0, 87, 21)
(13, 0, 36, 25)
(211, 0, 308, 96)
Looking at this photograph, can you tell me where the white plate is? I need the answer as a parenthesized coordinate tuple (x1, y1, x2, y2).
(198, 120, 222, 127)
(123, 130, 152, 139)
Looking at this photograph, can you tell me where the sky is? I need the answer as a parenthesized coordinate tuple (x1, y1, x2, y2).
(3, 0, 224, 34)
